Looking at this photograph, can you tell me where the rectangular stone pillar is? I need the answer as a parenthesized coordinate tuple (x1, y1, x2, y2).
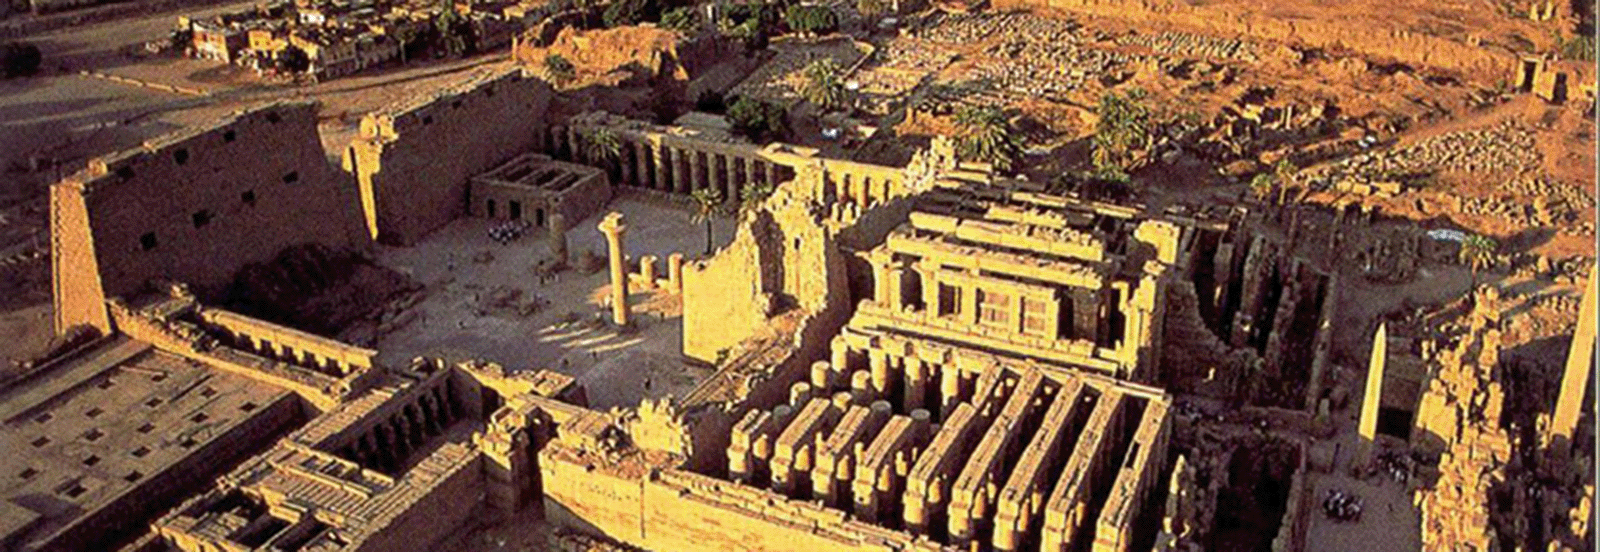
(1549, 264, 1596, 453)
(1357, 323, 1386, 466)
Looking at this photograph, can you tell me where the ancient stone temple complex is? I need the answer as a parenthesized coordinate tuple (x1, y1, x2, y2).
(0, 0, 1593, 545)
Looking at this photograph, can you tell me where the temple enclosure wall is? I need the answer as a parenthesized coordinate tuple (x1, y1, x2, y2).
(993, 0, 1562, 87)
(540, 450, 946, 552)
(344, 69, 556, 245)
(50, 101, 367, 334)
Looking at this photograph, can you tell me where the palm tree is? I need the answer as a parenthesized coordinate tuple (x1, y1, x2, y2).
(1459, 233, 1498, 274)
(800, 58, 846, 111)
(544, 54, 575, 87)
(739, 181, 775, 213)
(690, 188, 725, 254)
(1249, 172, 1275, 200)
(582, 127, 622, 177)
(953, 104, 1022, 173)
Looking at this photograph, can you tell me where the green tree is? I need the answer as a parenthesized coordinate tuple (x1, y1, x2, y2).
(544, 53, 575, 86)
(739, 181, 775, 212)
(603, 0, 659, 28)
(784, 4, 838, 35)
(1249, 172, 1275, 200)
(1459, 234, 1498, 274)
(690, 187, 726, 254)
(1092, 88, 1152, 173)
(800, 58, 846, 111)
(661, 6, 699, 32)
(582, 127, 623, 176)
(952, 104, 1022, 172)
(728, 96, 787, 141)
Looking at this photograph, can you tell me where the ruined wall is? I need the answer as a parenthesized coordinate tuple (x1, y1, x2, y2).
(344, 69, 555, 245)
(51, 102, 366, 334)
(540, 450, 946, 552)
(682, 183, 852, 363)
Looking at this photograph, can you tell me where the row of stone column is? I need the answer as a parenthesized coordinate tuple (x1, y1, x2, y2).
(339, 382, 461, 474)
(825, 336, 982, 421)
(549, 124, 791, 201)
(228, 331, 352, 377)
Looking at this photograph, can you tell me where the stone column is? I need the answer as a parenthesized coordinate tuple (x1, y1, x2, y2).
(857, 175, 872, 207)
(548, 213, 568, 264)
(633, 141, 650, 188)
(711, 154, 727, 199)
(619, 143, 635, 186)
(766, 162, 779, 187)
(667, 253, 685, 293)
(831, 336, 853, 373)
(1549, 263, 1597, 453)
(904, 357, 927, 412)
(568, 126, 583, 163)
(870, 350, 892, 397)
(810, 361, 833, 391)
(670, 148, 686, 193)
(599, 212, 630, 326)
(1356, 323, 1386, 466)
(939, 366, 962, 420)
(652, 143, 668, 191)
(639, 255, 658, 290)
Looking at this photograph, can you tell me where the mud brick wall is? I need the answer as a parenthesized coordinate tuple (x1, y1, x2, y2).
(50, 101, 367, 334)
(345, 69, 555, 245)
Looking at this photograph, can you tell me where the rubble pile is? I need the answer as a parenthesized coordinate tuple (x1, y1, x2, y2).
(1312, 121, 1542, 187)
(1117, 31, 1257, 62)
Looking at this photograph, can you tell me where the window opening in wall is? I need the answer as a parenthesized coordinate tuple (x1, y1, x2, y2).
(192, 210, 214, 228)
(116, 167, 135, 179)
(174, 149, 189, 165)
(452, 100, 462, 109)
(938, 284, 962, 317)
(85, 407, 103, 418)
(146, 397, 163, 407)
(423, 115, 434, 125)
(191, 412, 210, 423)
(151, 372, 167, 382)
(266, 112, 282, 123)
(140, 232, 158, 251)
(63, 484, 86, 498)
(96, 379, 114, 389)
(137, 423, 155, 433)
(535, 208, 545, 227)
(83, 428, 104, 441)
(510, 201, 522, 220)
(200, 387, 217, 398)
(34, 412, 51, 423)
(179, 437, 197, 449)
(487, 199, 496, 218)
(242, 190, 257, 206)
(19, 468, 38, 480)
(282, 171, 299, 184)
(240, 402, 258, 412)
(31, 437, 48, 447)
(132, 446, 151, 458)
(125, 471, 143, 482)
(224, 130, 237, 142)
(82, 455, 100, 467)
